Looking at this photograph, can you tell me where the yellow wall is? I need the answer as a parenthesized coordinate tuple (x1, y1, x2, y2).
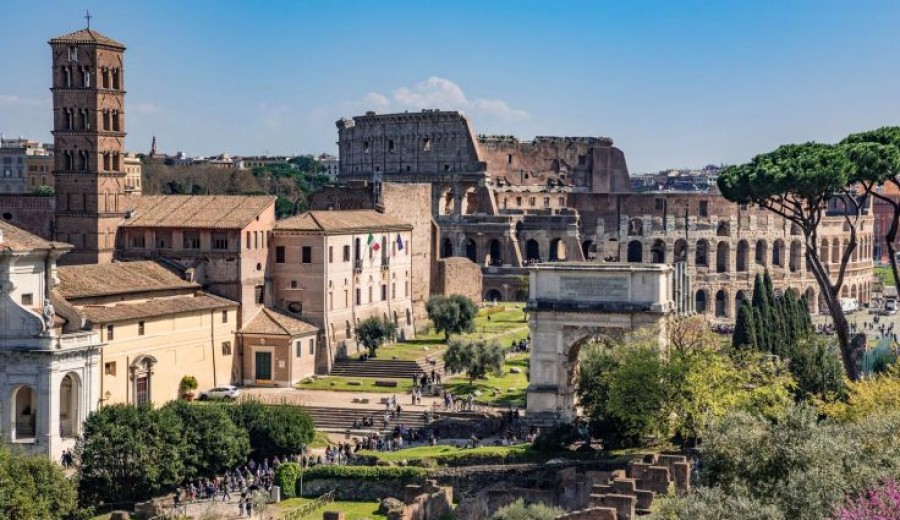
(98, 306, 238, 406)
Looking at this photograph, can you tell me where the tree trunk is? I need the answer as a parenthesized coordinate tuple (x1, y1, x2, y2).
(805, 243, 860, 380)
(884, 208, 900, 299)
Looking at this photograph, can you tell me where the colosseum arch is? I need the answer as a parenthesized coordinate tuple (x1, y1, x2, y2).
(851, 284, 858, 300)
(755, 240, 768, 266)
(806, 287, 817, 314)
(673, 239, 688, 263)
(696, 239, 709, 267)
(716, 241, 730, 273)
(581, 240, 594, 261)
(736, 240, 749, 272)
(789, 240, 802, 272)
(549, 238, 567, 262)
(651, 239, 666, 264)
(772, 239, 785, 268)
(715, 289, 728, 317)
(820, 238, 829, 265)
(695, 289, 708, 314)
(735, 289, 748, 311)
(465, 238, 477, 263)
(831, 238, 840, 264)
(486, 239, 503, 266)
(627, 240, 643, 263)
(525, 239, 541, 263)
(441, 238, 454, 258)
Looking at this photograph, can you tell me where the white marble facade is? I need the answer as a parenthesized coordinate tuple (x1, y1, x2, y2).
(0, 226, 100, 461)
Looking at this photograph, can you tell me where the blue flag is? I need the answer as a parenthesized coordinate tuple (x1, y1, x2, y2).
(396, 234, 404, 251)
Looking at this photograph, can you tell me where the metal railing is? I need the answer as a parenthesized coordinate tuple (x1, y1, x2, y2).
(275, 490, 336, 520)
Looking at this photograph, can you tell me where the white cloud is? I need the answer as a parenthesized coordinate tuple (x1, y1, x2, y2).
(132, 102, 161, 115)
(0, 94, 48, 108)
(359, 76, 529, 122)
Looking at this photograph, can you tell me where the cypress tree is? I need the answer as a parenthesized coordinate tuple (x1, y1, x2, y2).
(733, 301, 758, 349)
(751, 273, 772, 352)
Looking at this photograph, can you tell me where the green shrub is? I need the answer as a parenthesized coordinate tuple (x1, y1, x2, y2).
(302, 465, 427, 481)
(490, 498, 563, 520)
(227, 401, 315, 459)
(274, 462, 303, 499)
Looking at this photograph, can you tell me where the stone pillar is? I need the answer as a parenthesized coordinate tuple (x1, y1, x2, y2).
(40, 368, 61, 462)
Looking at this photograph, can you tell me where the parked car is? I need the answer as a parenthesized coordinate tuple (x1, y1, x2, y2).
(840, 298, 859, 314)
(198, 385, 241, 401)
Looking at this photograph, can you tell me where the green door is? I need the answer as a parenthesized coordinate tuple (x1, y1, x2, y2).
(255, 351, 272, 382)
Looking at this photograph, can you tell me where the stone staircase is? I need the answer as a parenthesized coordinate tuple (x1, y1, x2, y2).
(330, 357, 444, 380)
(304, 405, 431, 435)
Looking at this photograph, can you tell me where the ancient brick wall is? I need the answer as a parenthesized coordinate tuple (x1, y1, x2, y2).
(0, 195, 55, 239)
(433, 257, 483, 304)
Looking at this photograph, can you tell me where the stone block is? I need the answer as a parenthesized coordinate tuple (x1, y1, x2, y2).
(598, 494, 636, 520)
(323, 512, 345, 520)
(635, 489, 654, 510)
(672, 462, 691, 493)
(591, 484, 613, 495)
(611, 478, 636, 494)
(642, 466, 670, 494)
(627, 461, 650, 481)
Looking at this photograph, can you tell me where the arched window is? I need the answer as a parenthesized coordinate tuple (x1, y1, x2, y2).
(549, 238, 566, 262)
(716, 241, 730, 272)
(487, 239, 503, 266)
(715, 290, 727, 317)
(12, 385, 36, 440)
(789, 240, 802, 272)
(755, 240, 767, 266)
(130, 355, 157, 406)
(695, 290, 708, 314)
(696, 240, 709, 266)
(736, 240, 749, 272)
(465, 238, 477, 263)
(525, 239, 541, 263)
(582, 240, 594, 261)
(772, 239, 785, 267)
(674, 239, 688, 263)
(651, 239, 665, 263)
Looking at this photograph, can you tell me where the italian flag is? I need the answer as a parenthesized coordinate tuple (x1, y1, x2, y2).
(368, 233, 380, 251)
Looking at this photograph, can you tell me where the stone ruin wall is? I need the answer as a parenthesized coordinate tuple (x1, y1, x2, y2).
(432, 257, 483, 304)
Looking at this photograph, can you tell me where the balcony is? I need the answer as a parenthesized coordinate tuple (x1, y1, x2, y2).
(55, 331, 99, 350)
(353, 258, 363, 273)
(381, 257, 390, 270)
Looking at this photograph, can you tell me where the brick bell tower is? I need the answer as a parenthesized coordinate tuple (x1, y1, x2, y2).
(49, 23, 127, 265)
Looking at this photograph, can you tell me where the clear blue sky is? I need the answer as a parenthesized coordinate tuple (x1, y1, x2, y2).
(2, 0, 900, 172)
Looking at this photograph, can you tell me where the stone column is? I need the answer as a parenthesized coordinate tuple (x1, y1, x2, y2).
(40, 366, 61, 461)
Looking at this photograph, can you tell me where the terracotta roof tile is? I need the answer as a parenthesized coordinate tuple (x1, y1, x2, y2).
(49, 28, 125, 49)
(78, 293, 236, 324)
(57, 261, 197, 300)
(241, 307, 318, 336)
(122, 195, 276, 230)
(275, 210, 412, 233)
(0, 221, 70, 253)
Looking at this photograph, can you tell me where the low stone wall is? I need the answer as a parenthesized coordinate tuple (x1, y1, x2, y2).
(301, 478, 421, 501)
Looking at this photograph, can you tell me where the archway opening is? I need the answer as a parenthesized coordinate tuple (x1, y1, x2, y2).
(465, 238, 477, 263)
(806, 287, 816, 314)
(549, 238, 567, 262)
(651, 239, 665, 264)
(773, 240, 785, 267)
(736, 290, 747, 311)
(487, 239, 503, 266)
(674, 239, 687, 263)
(627, 240, 643, 263)
(755, 240, 768, 266)
(582, 240, 595, 261)
(13, 385, 36, 440)
(737, 240, 749, 272)
(525, 239, 541, 263)
(59, 373, 79, 438)
(441, 238, 454, 258)
(696, 240, 709, 266)
(715, 290, 727, 317)
(485, 289, 502, 302)
(695, 290, 708, 314)
(790, 240, 802, 272)
(716, 242, 730, 273)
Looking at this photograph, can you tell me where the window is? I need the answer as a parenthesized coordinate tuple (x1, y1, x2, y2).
(68, 46, 78, 61)
(302, 246, 312, 263)
(392, 283, 396, 299)
(388, 139, 395, 152)
(138, 321, 145, 336)
(183, 231, 200, 249)
(328, 246, 334, 263)
(295, 341, 302, 358)
(544, 197, 550, 207)
(364, 141, 370, 153)
(516, 197, 522, 206)
(106, 324, 114, 341)
(343, 245, 351, 262)
(130, 235, 145, 248)
(507, 154, 513, 164)
(355, 288, 361, 305)
(246, 231, 251, 249)
(290, 280, 298, 289)
(222, 342, 232, 356)
(423, 138, 431, 151)
(275, 246, 285, 263)
(655, 198, 665, 211)
(21, 293, 33, 306)
(530, 197, 536, 206)
(578, 154, 586, 166)
(255, 286, 264, 304)
(212, 235, 229, 250)
(699, 200, 709, 217)
(381, 285, 387, 301)
(309, 339, 315, 355)
(368, 286, 373, 302)
(222, 310, 228, 324)
(104, 362, 116, 376)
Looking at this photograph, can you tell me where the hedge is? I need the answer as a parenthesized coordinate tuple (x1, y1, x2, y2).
(478, 306, 506, 317)
(301, 465, 428, 481)
(274, 462, 303, 499)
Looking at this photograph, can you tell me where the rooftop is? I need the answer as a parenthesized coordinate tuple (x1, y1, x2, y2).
(123, 195, 276, 230)
(49, 28, 125, 49)
(0, 221, 69, 253)
(276, 210, 412, 233)
(57, 261, 197, 300)
(77, 293, 236, 324)
(241, 307, 319, 336)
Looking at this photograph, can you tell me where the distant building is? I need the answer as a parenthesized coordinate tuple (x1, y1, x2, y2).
(270, 210, 415, 371)
(1, 138, 50, 194)
(241, 156, 292, 170)
(317, 153, 339, 179)
(27, 150, 54, 192)
(123, 153, 142, 196)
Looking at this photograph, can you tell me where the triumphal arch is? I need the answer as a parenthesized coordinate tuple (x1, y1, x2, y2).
(525, 263, 677, 424)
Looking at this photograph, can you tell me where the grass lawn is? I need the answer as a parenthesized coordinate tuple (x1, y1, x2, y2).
(277, 498, 385, 519)
(297, 376, 415, 393)
(375, 339, 449, 361)
(358, 443, 531, 463)
(875, 266, 895, 288)
(444, 353, 529, 406)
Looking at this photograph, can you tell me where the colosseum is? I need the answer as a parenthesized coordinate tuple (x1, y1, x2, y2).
(335, 109, 874, 319)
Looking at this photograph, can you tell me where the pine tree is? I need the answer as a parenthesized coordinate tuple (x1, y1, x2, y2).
(733, 301, 758, 349)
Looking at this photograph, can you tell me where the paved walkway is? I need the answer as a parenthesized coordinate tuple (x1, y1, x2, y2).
(242, 386, 446, 411)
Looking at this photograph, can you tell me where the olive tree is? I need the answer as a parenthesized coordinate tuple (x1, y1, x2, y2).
(718, 143, 864, 379)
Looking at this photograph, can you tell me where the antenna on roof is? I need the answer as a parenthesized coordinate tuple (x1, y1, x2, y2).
(85, 9, 92, 29)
